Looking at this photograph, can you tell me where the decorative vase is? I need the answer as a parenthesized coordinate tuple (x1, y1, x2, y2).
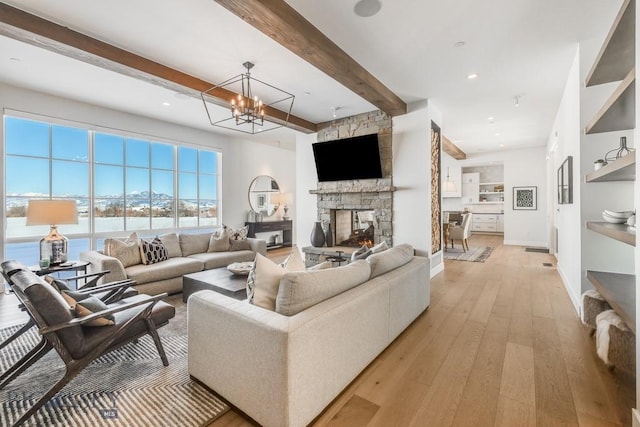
(310, 221, 326, 247)
(324, 222, 334, 247)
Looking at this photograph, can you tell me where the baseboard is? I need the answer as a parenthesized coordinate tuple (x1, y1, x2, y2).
(556, 264, 580, 314)
(503, 240, 548, 248)
(430, 262, 444, 278)
(632, 408, 640, 427)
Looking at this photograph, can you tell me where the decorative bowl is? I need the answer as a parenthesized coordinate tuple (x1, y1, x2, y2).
(602, 212, 628, 224)
(602, 209, 634, 219)
(227, 261, 254, 275)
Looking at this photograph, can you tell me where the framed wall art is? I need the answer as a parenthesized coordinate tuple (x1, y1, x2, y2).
(513, 186, 537, 210)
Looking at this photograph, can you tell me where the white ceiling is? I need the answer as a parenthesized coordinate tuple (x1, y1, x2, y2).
(0, 0, 623, 153)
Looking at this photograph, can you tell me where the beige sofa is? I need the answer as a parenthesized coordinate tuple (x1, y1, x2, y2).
(80, 232, 267, 296)
(188, 244, 430, 427)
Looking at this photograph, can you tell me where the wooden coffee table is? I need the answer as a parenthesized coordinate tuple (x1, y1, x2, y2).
(183, 268, 248, 302)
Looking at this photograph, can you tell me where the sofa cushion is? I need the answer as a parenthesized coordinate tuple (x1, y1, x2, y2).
(275, 260, 371, 316)
(187, 250, 255, 270)
(104, 232, 141, 268)
(139, 237, 169, 265)
(158, 233, 182, 258)
(125, 257, 203, 285)
(208, 229, 230, 252)
(179, 233, 211, 257)
(367, 243, 414, 279)
(229, 239, 252, 251)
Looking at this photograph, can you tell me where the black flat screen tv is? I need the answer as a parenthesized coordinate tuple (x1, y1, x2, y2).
(312, 134, 383, 182)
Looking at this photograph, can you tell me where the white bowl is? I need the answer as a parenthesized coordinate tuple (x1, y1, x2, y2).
(602, 212, 628, 224)
(603, 209, 634, 219)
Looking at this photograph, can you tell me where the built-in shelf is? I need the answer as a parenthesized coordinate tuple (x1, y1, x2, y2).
(586, 221, 636, 246)
(585, 68, 635, 134)
(479, 191, 504, 195)
(468, 202, 504, 205)
(585, 0, 635, 87)
(585, 151, 636, 182)
(479, 181, 504, 186)
(586, 270, 636, 333)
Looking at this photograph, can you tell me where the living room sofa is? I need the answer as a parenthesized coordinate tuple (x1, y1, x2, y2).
(80, 232, 266, 296)
(188, 244, 430, 427)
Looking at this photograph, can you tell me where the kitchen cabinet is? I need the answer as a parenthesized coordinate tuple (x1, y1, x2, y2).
(461, 173, 479, 204)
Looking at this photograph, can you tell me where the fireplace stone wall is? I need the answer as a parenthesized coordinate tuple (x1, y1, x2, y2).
(312, 110, 394, 247)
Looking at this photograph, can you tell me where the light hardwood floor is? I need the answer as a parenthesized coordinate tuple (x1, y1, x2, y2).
(1, 236, 634, 426)
(211, 235, 635, 427)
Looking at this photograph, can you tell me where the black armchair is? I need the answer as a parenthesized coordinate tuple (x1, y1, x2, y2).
(1, 264, 175, 426)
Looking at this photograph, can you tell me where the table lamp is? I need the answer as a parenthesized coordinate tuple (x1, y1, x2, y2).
(282, 193, 291, 220)
(26, 200, 78, 265)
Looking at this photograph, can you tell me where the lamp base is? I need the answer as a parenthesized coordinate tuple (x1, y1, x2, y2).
(40, 225, 69, 265)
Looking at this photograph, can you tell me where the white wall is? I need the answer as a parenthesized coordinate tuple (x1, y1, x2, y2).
(442, 147, 548, 247)
(0, 83, 296, 243)
(294, 132, 318, 247)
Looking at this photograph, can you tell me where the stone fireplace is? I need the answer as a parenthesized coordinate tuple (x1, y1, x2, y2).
(304, 110, 394, 266)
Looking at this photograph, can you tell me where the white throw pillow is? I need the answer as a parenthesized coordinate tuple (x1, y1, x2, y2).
(281, 247, 305, 271)
(104, 232, 141, 268)
(247, 252, 305, 310)
(370, 241, 389, 254)
(208, 229, 230, 252)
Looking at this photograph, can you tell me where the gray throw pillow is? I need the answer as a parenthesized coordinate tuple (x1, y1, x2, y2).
(75, 296, 115, 327)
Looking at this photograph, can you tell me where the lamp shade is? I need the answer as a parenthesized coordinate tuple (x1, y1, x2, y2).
(444, 180, 457, 193)
(26, 200, 78, 226)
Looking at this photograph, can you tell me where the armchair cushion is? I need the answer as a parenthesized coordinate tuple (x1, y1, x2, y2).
(74, 296, 115, 327)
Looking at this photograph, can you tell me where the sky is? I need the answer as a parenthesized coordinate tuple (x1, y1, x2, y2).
(5, 116, 218, 199)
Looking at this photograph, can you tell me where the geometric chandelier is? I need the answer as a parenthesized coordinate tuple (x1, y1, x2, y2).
(201, 61, 295, 134)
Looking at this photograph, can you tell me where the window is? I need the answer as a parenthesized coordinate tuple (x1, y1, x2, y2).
(3, 115, 221, 261)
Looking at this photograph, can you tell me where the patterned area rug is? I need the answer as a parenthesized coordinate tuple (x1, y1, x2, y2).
(0, 296, 229, 426)
(443, 246, 494, 262)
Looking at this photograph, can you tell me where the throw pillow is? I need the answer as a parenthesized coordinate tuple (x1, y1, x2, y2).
(104, 232, 142, 268)
(43, 275, 71, 293)
(157, 233, 182, 258)
(60, 289, 92, 307)
(367, 243, 414, 279)
(247, 252, 306, 310)
(208, 229, 231, 252)
(74, 295, 115, 327)
(281, 247, 305, 271)
(229, 239, 251, 251)
(227, 225, 249, 241)
(351, 244, 372, 261)
(139, 237, 169, 265)
(370, 241, 389, 254)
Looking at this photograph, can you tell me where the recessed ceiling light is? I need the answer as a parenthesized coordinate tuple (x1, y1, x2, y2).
(454, 41, 466, 48)
(467, 73, 479, 80)
(354, 0, 382, 17)
(161, 102, 171, 107)
(500, 144, 505, 147)
(495, 133, 501, 137)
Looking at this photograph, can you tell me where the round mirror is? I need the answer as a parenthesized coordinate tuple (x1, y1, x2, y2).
(248, 175, 281, 217)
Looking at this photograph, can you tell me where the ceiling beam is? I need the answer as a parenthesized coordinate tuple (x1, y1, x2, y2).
(443, 136, 467, 160)
(0, 3, 317, 133)
(215, 0, 407, 117)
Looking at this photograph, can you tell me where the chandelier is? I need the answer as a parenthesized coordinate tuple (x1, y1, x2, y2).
(201, 62, 295, 134)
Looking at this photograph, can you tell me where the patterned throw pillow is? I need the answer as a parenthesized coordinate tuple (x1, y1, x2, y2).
(351, 244, 372, 261)
(227, 225, 249, 241)
(74, 295, 115, 327)
(139, 237, 169, 265)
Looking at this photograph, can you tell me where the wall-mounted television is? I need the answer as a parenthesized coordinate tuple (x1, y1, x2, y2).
(312, 134, 383, 182)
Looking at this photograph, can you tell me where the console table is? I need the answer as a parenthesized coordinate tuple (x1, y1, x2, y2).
(245, 220, 293, 250)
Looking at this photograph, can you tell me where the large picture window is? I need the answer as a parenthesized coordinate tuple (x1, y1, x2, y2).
(3, 115, 221, 265)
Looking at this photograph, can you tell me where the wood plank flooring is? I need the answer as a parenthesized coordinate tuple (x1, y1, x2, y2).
(211, 235, 635, 427)
(0, 237, 634, 426)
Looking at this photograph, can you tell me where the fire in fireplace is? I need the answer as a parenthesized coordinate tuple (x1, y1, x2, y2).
(334, 210, 375, 247)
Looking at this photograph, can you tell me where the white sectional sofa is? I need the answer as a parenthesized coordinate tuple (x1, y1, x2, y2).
(80, 232, 266, 296)
(188, 244, 430, 427)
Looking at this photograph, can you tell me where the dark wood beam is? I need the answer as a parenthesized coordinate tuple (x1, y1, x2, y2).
(215, 0, 407, 117)
(0, 3, 317, 133)
(443, 136, 467, 160)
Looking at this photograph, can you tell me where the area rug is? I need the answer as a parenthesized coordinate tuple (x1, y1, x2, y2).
(0, 297, 229, 427)
(443, 246, 494, 262)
